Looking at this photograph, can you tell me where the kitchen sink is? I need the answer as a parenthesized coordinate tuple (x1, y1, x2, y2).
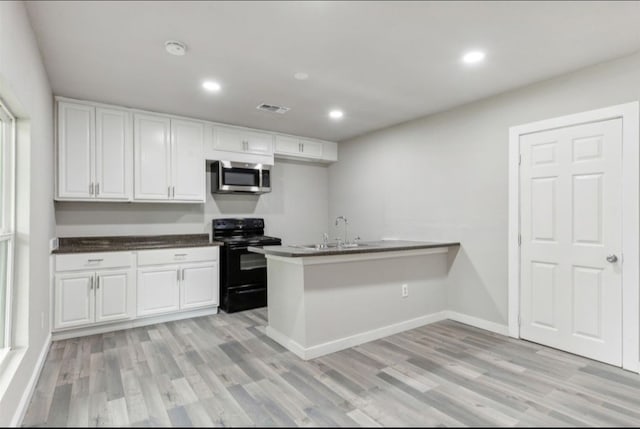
(296, 242, 374, 251)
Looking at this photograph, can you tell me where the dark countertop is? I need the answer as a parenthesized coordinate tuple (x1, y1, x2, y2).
(53, 234, 223, 254)
(248, 240, 460, 258)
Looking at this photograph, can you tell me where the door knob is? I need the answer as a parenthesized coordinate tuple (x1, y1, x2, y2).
(606, 254, 618, 263)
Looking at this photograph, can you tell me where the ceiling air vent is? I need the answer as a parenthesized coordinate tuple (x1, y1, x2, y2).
(256, 103, 290, 114)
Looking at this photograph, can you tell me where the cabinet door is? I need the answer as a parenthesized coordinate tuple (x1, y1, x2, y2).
(245, 131, 273, 154)
(299, 139, 323, 158)
(54, 272, 94, 329)
(171, 119, 205, 201)
(95, 108, 131, 200)
(57, 102, 95, 199)
(136, 266, 180, 316)
(180, 262, 218, 310)
(95, 269, 133, 323)
(274, 136, 301, 156)
(134, 113, 171, 200)
(214, 127, 245, 152)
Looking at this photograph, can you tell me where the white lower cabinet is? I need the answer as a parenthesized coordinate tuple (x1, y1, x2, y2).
(54, 268, 134, 330)
(136, 266, 181, 316)
(136, 247, 219, 317)
(96, 270, 133, 323)
(55, 272, 94, 329)
(53, 247, 219, 335)
(181, 262, 218, 309)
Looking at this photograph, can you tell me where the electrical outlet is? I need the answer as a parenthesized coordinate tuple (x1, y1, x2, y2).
(401, 284, 409, 298)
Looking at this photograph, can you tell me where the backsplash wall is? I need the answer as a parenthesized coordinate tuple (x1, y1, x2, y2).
(55, 159, 330, 245)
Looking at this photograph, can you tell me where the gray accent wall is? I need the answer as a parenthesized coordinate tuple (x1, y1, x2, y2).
(329, 51, 640, 326)
(0, 1, 55, 425)
(55, 159, 330, 246)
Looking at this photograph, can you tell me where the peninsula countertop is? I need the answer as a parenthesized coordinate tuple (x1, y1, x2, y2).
(248, 240, 460, 258)
(52, 234, 223, 254)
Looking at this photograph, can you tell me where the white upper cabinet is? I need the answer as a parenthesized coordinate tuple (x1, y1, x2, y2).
(171, 119, 205, 201)
(57, 102, 95, 199)
(57, 97, 337, 203)
(134, 113, 172, 200)
(134, 114, 205, 202)
(275, 135, 335, 162)
(274, 135, 300, 156)
(245, 130, 273, 154)
(95, 108, 132, 200)
(57, 101, 132, 201)
(214, 126, 273, 155)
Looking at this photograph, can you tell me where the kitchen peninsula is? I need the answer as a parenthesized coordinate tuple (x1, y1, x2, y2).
(249, 240, 459, 359)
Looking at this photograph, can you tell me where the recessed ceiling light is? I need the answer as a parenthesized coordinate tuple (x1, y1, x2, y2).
(202, 81, 221, 92)
(462, 50, 485, 64)
(165, 40, 187, 56)
(329, 110, 343, 119)
(294, 72, 309, 80)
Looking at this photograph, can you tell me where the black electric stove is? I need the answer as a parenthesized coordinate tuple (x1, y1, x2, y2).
(213, 218, 281, 313)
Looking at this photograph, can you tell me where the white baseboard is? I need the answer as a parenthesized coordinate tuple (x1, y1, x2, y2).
(267, 311, 449, 360)
(12, 333, 52, 427)
(267, 310, 509, 360)
(52, 307, 218, 341)
(265, 326, 307, 359)
(445, 311, 509, 336)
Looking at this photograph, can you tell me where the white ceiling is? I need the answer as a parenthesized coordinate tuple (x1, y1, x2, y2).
(26, 1, 640, 142)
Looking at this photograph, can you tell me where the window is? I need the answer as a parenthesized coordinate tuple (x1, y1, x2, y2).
(0, 99, 15, 353)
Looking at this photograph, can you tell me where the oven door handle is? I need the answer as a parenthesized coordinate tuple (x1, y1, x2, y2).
(235, 288, 265, 294)
(240, 266, 266, 271)
(230, 245, 264, 251)
(229, 246, 249, 251)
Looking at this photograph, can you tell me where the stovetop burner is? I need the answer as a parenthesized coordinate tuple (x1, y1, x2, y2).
(212, 218, 282, 246)
(215, 235, 281, 246)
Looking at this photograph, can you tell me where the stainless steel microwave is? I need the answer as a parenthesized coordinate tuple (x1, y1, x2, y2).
(211, 160, 271, 194)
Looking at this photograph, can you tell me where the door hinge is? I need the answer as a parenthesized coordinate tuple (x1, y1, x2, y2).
(518, 154, 521, 166)
(518, 315, 521, 326)
(518, 234, 521, 246)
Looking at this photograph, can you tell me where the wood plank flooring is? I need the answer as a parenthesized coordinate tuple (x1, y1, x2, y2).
(22, 308, 640, 427)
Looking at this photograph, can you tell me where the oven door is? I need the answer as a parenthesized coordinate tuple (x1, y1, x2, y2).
(224, 244, 267, 287)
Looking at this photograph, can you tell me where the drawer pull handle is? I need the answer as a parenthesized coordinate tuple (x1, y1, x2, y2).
(174, 253, 188, 257)
(87, 258, 104, 263)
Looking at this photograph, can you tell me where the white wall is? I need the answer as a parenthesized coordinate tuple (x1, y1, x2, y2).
(0, 1, 54, 426)
(55, 158, 330, 246)
(330, 51, 640, 326)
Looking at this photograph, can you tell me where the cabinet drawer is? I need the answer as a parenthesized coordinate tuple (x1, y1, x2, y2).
(137, 246, 218, 266)
(56, 251, 134, 272)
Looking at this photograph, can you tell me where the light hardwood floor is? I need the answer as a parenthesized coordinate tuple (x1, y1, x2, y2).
(22, 308, 640, 427)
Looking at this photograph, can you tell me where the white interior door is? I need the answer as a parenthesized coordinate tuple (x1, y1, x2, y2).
(520, 118, 622, 365)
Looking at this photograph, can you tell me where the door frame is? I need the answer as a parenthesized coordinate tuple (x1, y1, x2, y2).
(508, 102, 639, 372)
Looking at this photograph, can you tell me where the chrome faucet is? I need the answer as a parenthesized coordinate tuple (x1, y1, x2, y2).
(335, 216, 348, 247)
(321, 232, 329, 249)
